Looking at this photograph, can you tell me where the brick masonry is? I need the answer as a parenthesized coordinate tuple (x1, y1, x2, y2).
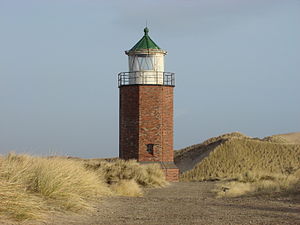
(119, 85, 179, 181)
(164, 168, 180, 182)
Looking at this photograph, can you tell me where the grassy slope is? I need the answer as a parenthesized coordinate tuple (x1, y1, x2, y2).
(176, 132, 300, 197)
(0, 154, 167, 222)
(175, 132, 251, 173)
(175, 132, 300, 181)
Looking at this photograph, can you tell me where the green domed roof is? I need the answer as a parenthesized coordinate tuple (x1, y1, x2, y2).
(129, 27, 161, 52)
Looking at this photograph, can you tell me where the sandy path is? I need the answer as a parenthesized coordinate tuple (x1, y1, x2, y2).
(43, 182, 300, 225)
(2, 182, 299, 225)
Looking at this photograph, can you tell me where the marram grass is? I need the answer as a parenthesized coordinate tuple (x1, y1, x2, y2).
(84, 159, 168, 188)
(0, 180, 44, 221)
(0, 153, 167, 222)
(214, 170, 300, 198)
(181, 138, 300, 181)
(179, 133, 300, 197)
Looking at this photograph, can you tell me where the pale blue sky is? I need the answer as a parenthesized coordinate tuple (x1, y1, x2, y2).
(0, 0, 299, 158)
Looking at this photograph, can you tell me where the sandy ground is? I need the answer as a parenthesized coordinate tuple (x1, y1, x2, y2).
(12, 182, 296, 225)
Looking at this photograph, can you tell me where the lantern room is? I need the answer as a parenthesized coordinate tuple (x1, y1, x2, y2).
(118, 27, 175, 86)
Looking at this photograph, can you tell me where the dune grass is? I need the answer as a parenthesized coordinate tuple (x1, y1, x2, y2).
(0, 153, 167, 222)
(84, 159, 168, 188)
(110, 179, 143, 197)
(179, 133, 300, 197)
(0, 153, 111, 220)
(181, 138, 300, 181)
(215, 170, 300, 198)
(0, 180, 44, 221)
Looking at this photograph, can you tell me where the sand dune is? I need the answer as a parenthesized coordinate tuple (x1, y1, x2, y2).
(175, 132, 300, 179)
(275, 132, 300, 144)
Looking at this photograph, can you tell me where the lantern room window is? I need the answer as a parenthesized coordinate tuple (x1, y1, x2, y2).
(129, 55, 154, 71)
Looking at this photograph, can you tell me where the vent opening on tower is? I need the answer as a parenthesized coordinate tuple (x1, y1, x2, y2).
(146, 144, 154, 154)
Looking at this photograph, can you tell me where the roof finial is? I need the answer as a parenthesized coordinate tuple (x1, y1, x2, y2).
(144, 27, 149, 36)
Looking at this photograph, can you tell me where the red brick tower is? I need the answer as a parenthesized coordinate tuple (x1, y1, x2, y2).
(118, 28, 179, 181)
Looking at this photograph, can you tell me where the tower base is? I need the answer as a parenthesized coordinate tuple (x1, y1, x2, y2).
(163, 168, 179, 182)
(140, 161, 179, 182)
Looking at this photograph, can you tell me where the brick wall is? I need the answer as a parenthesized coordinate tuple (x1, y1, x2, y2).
(119, 85, 174, 162)
(119, 86, 139, 159)
(161, 86, 174, 162)
(164, 168, 179, 182)
(119, 85, 178, 181)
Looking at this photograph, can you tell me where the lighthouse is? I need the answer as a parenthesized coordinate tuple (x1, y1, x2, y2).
(118, 27, 179, 181)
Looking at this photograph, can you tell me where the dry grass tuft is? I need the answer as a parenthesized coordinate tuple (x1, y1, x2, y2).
(110, 179, 143, 197)
(1, 153, 111, 212)
(0, 153, 167, 221)
(0, 180, 44, 221)
(0, 153, 109, 221)
(85, 159, 168, 188)
(215, 171, 300, 198)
